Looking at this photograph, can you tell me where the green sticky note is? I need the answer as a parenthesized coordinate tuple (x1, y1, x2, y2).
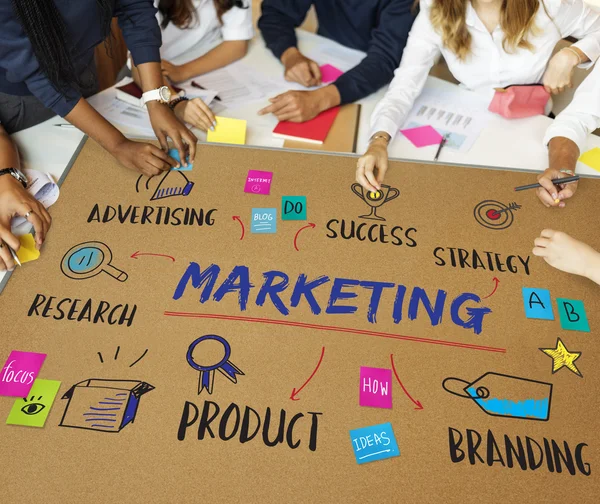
(557, 298, 590, 332)
(282, 196, 307, 221)
(6, 378, 61, 427)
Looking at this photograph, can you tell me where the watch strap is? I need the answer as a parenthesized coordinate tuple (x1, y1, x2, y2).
(0, 168, 27, 188)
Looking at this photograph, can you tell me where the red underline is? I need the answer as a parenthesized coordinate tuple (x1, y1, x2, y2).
(163, 311, 507, 354)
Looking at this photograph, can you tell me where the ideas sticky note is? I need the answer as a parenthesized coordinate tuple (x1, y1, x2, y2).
(168, 148, 192, 171)
(579, 147, 600, 173)
(359, 367, 392, 409)
(349, 422, 400, 464)
(251, 208, 277, 234)
(557, 298, 590, 332)
(16, 234, 40, 264)
(522, 288, 554, 320)
(281, 196, 307, 221)
(245, 170, 273, 195)
(6, 379, 61, 427)
(320, 64, 344, 84)
(0, 351, 47, 397)
(400, 125, 443, 148)
(207, 116, 247, 145)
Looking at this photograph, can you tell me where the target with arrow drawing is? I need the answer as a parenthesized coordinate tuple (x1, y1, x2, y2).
(473, 200, 522, 230)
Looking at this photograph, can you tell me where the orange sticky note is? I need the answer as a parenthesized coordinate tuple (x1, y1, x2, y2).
(16, 234, 40, 264)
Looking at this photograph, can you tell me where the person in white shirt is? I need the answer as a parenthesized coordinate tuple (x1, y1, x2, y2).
(132, 0, 253, 132)
(356, 0, 600, 193)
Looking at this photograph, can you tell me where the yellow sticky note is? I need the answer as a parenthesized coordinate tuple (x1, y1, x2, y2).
(579, 147, 600, 173)
(207, 116, 247, 145)
(16, 234, 40, 264)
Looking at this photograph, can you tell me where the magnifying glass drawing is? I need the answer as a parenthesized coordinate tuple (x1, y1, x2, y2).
(61, 241, 128, 282)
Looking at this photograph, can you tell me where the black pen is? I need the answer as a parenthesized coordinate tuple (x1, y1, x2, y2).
(191, 81, 222, 102)
(514, 176, 580, 192)
(434, 134, 449, 162)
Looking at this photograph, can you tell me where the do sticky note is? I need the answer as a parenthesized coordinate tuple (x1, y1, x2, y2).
(0, 350, 47, 397)
(320, 64, 344, 84)
(168, 148, 192, 171)
(522, 288, 554, 320)
(359, 367, 392, 409)
(244, 170, 273, 195)
(400, 125, 443, 148)
(251, 208, 277, 234)
(282, 196, 307, 220)
(6, 379, 61, 427)
(16, 234, 40, 264)
(349, 422, 400, 464)
(579, 147, 600, 173)
(207, 116, 247, 145)
(557, 299, 590, 332)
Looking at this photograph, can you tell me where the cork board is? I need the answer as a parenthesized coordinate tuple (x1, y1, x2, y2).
(1, 139, 599, 503)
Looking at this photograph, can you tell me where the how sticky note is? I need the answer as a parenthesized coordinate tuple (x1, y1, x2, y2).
(557, 298, 590, 332)
(522, 288, 554, 320)
(245, 170, 273, 195)
(16, 234, 40, 264)
(400, 125, 443, 148)
(579, 147, 600, 173)
(251, 208, 277, 234)
(0, 351, 47, 397)
(6, 379, 61, 427)
(207, 116, 246, 145)
(349, 422, 400, 464)
(359, 367, 392, 409)
(282, 196, 307, 221)
(320, 64, 344, 84)
(168, 148, 192, 171)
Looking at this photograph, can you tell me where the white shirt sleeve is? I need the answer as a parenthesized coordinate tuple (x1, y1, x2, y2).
(221, 1, 254, 41)
(369, 2, 441, 140)
(554, 0, 600, 67)
(543, 62, 600, 153)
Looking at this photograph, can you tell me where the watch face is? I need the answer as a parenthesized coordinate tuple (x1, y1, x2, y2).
(159, 87, 172, 102)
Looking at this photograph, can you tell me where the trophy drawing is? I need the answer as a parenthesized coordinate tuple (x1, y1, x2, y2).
(351, 183, 400, 221)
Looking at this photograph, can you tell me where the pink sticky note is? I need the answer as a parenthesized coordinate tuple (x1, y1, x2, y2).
(320, 64, 344, 84)
(400, 125, 443, 148)
(0, 351, 47, 397)
(359, 367, 392, 409)
(244, 170, 273, 195)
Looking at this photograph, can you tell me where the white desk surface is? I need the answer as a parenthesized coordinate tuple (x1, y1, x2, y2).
(3, 29, 600, 290)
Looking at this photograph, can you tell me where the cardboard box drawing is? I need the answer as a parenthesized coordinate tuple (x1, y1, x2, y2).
(59, 379, 154, 433)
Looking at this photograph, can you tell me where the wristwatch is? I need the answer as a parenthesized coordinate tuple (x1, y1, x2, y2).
(0, 167, 27, 188)
(141, 86, 172, 107)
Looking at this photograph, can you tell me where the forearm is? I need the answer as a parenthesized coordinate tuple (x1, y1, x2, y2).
(586, 252, 600, 285)
(0, 127, 19, 168)
(182, 41, 249, 79)
(65, 99, 126, 153)
(548, 137, 580, 173)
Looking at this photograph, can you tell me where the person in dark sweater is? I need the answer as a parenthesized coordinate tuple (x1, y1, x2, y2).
(258, 0, 417, 122)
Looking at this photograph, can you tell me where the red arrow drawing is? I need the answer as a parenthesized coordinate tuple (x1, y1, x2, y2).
(482, 277, 500, 299)
(293, 223, 316, 251)
(390, 354, 423, 410)
(290, 346, 325, 400)
(232, 215, 245, 241)
(130, 251, 175, 262)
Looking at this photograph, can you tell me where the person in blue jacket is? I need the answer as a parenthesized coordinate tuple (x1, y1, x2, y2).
(0, 0, 197, 176)
(258, 0, 417, 122)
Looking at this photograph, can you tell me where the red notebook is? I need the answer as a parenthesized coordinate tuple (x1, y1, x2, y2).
(273, 107, 340, 145)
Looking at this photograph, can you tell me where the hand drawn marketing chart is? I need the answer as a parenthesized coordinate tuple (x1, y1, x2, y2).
(1, 141, 599, 503)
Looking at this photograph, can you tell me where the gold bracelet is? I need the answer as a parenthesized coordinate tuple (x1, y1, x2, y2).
(563, 46, 582, 66)
(369, 133, 390, 145)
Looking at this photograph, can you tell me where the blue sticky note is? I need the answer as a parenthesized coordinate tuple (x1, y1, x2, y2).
(282, 196, 307, 221)
(251, 208, 277, 234)
(349, 422, 400, 464)
(522, 288, 554, 320)
(169, 148, 193, 171)
(557, 298, 590, 332)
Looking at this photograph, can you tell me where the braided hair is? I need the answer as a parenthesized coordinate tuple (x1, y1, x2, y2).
(11, 0, 114, 94)
(158, 0, 247, 29)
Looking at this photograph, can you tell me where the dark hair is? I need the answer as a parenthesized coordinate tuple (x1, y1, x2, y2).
(11, 0, 113, 95)
(158, 0, 247, 29)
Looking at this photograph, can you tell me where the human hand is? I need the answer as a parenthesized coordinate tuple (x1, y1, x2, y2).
(536, 168, 578, 208)
(174, 98, 216, 132)
(355, 137, 390, 193)
(543, 48, 580, 95)
(111, 138, 178, 177)
(147, 102, 197, 166)
(161, 60, 191, 84)
(0, 174, 51, 270)
(257, 89, 329, 122)
(281, 47, 321, 87)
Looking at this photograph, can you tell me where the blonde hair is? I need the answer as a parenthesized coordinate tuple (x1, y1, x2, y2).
(428, 0, 544, 60)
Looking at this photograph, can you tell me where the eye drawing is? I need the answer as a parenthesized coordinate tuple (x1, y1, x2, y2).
(20, 395, 46, 416)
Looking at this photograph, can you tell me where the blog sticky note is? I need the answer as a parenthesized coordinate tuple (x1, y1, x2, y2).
(0, 351, 47, 397)
(557, 299, 590, 332)
(207, 116, 247, 145)
(16, 234, 40, 264)
(251, 208, 277, 234)
(6, 379, 61, 427)
(320, 64, 344, 84)
(281, 196, 307, 221)
(349, 422, 400, 464)
(168, 148, 192, 171)
(579, 147, 600, 173)
(359, 367, 392, 409)
(244, 170, 273, 195)
(400, 125, 443, 148)
(522, 288, 554, 320)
